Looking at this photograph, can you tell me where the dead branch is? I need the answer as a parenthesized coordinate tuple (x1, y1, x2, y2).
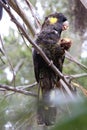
(17, 82, 37, 90)
(14, 59, 24, 75)
(0, 35, 24, 84)
(18, 25, 32, 52)
(80, 0, 87, 9)
(0, 56, 5, 64)
(8, 0, 36, 36)
(0, 35, 16, 86)
(0, 1, 74, 98)
(0, 84, 37, 97)
(66, 73, 87, 81)
(0, 48, 4, 55)
(60, 79, 74, 99)
(71, 73, 87, 78)
(25, 0, 41, 28)
(1, 82, 37, 97)
(0, 38, 5, 64)
(10, 59, 24, 84)
(65, 51, 87, 71)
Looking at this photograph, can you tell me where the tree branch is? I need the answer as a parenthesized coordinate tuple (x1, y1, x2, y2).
(65, 73, 87, 83)
(8, 0, 36, 36)
(66, 73, 87, 81)
(0, 35, 16, 86)
(17, 82, 37, 90)
(65, 51, 87, 71)
(10, 59, 24, 84)
(80, 0, 87, 9)
(25, 0, 41, 28)
(0, 84, 37, 97)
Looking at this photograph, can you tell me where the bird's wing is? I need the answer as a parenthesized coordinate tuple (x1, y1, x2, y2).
(32, 49, 40, 83)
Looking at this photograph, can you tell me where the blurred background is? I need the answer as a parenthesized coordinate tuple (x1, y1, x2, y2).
(0, 0, 87, 129)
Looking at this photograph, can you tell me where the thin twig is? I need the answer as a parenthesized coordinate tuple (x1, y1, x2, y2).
(66, 73, 87, 81)
(25, 0, 41, 28)
(0, 39, 6, 64)
(0, 56, 5, 64)
(60, 79, 74, 99)
(14, 59, 24, 75)
(2, 82, 37, 97)
(8, 0, 36, 36)
(0, 84, 37, 97)
(0, 88, 6, 91)
(17, 82, 37, 90)
(10, 59, 24, 83)
(65, 51, 87, 71)
(0, 48, 4, 55)
(0, 35, 16, 86)
(18, 25, 32, 52)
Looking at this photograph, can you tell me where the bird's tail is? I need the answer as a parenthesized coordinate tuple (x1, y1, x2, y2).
(37, 74, 57, 126)
(37, 100, 57, 126)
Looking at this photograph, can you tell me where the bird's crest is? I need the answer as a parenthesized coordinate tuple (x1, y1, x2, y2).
(48, 17, 58, 24)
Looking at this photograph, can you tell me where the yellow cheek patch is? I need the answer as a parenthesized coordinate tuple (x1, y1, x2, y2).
(49, 17, 58, 24)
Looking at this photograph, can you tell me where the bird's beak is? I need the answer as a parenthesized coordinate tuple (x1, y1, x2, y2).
(62, 21, 69, 31)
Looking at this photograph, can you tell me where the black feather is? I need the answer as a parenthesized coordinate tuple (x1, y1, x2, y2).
(33, 12, 67, 125)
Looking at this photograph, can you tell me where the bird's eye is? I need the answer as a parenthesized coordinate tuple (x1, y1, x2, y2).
(48, 17, 58, 24)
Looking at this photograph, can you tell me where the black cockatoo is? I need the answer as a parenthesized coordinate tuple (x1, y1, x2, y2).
(0, 0, 8, 20)
(33, 12, 70, 125)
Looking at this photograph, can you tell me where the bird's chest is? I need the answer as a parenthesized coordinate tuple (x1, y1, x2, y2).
(39, 43, 64, 60)
(39, 43, 65, 72)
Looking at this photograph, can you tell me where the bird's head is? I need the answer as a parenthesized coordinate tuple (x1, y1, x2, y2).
(42, 12, 69, 31)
